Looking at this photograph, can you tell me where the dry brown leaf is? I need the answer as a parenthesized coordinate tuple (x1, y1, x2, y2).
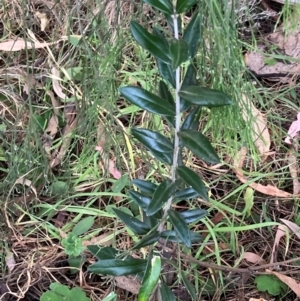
(266, 269, 300, 297)
(270, 225, 288, 264)
(115, 276, 140, 295)
(82, 232, 113, 246)
(240, 94, 270, 160)
(242, 252, 266, 265)
(249, 299, 267, 301)
(14, 177, 37, 197)
(51, 67, 67, 100)
(5, 250, 15, 273)
(35, 12, 49, 31)
(280, 218, 300, 239)
(0, 38, 63, 51)
(45, 115, 59, 136)
(286, 150, 300, 194)
(234, 147, 294, 197)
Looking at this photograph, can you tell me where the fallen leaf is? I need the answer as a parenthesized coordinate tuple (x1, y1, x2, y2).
(242, 252, 266, 265)
(35, 12, 49, 31)
(285, 113, 300, 144)
(270, 225, 288, 264)
(249, 298, 267, 301)
(51, 67, 67, 100)
(280, 218, 300, 239)
(45, 115, 59, 136)
(286, 149, 300, 194)
(14, 177, 37, 197)
(115, 276, 140, 295)
(240, 94, 271, 160)
(82, 232, 113, 246)
(5, 250, 15, 273)
(266, 269, 300, 297)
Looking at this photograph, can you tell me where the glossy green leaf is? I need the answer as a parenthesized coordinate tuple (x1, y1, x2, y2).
(181, 106, 202, 130)
(138, 254, 161, 301)
(72, 216, 95, 236)
(161, 230, 203, 243)
(147, 179, 176, 216)
(113, 208, 150, 235)
(143, 0, 173, 14)
(159, 81, 175, 127)
(120, 86, 175, 116)
(181, 271, 197, 300)
(178, 129, 220, 164)
(166, 14, 182, 33)
(177, 166, 209, 201)
(87, 246, 118, 260)
(128, 190, 151, 211)
(179, 86, 232, 107)
(142, 212, 159, 228)
(168, 209, 191, 247)
(157, 59, 176, 88)
(176, 0, 197, 14)
(180, 209, 207, 223)
(88, 258, 147, 276)
(149, 149, 173, 165)
(169, 39, 189, 70)
(132, 179, 158, 195)
(131, 128, 173, 153)
(131, 21, 170, 63)
(173, 187, 199, 200)
(183, 13, 201, 58)
(133, 231, 161, 250)
(159, 282, 176, 301)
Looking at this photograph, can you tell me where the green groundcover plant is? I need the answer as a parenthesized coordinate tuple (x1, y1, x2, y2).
(87, 0, 232, 300)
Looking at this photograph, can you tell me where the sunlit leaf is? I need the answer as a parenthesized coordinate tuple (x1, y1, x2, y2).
(120, 86, 175, 116)
(178, 129, 220, 164)
(169, 39, 189, 70)
(183, 13, 201, 58)
(143, 0, 173, 15)
(176, 0, 198, 14)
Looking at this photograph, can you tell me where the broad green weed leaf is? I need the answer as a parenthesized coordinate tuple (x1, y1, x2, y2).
(174, 187, 199, 200)
(128, 190, 151, 211)
(183, 13, 201, 58)
(169, 39, 189, 70)
(88, 258, 147, 276)
(181, 106, 202, 130)
(87, 246, 118, 260)
(138, 254, 161, 301)
(69, 287, 90, 301)
(143, 0, 173, 14)
(181, 271, 197, 300)
(120, 86, 175, 116)
(113, 208, 150, 235)
(176, 0, 198, 14)
(177, 166, 209, 201)
(131, 21, 171, 63)
(180, 209, 207, 223)
(159, 282, 176, 301)
(168, 209, 191, 247)
(133, 231, 161, 250)
(50, 282, 70, 296)
(132, 180, 158, 195)
(111, 175, 129, 193)
(161, 230, 203, 243)
(178, 129, 220, 164)
(254, 275, 287, 296)
(72, 216, 95, 236)
(179, 86, 232, 107)
(147, 180, 176, 216)
(131, 128, 173, 153)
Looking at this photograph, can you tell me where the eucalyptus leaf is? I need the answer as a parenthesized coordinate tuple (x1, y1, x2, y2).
(169, 39, 189, 70)
(143, 0, 173, 15)
(179, 86, 232, 107)
(131, 21, 171, 64)
(132, 180, 158, 195)
(178, 129, 220, 164)
(113, 208, 151, 235)
(133, 231, 161, 250)
(168, 209, 191, 247)
(120, 86, 175, 116)
(183, 13, 201, 58)
(176, 0, 198, 14)
(88, 258, 147, 276)
(177, 166, 209, 201)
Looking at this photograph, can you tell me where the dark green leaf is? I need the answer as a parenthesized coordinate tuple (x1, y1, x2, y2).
(132, 180, 158, 195)
(157, 59, 176, 88)
(120, 86, 175, 116)
(176, 0, 198, 14)
(173, 187, 199, 200)
(131, 21, 170, 63)
(113, 208, 151, 235)
(183, 13, 201, 58)
(139, 253, 161, 301)
(87, 246, 118, 260)
(160, 230, 203, 243)
(72, 216, 95, 236)
(128, 190, 151, 211)
(181, 271, 197, 300)
(131, 128, 173, 153)
(165, 14, 182, 33)
(88, 258, 147, 276)
(159, 282, 176, 301)
(147, 180, 176, 216)
(159, 81, 175, 127)
(179, 86, 232, 107)
(180, 209, 207, 223)
(178, 129, 220, 164)
(142, 212, 159, 228)
(149, 149, 173, 165)
(169, 39, 189, 70)
(143, 0, 173, 15)
(177, 166, 209, 201)
(181, 106, 202, 130)
(133, 231, 161, 250)
(168, 209, 191, 248)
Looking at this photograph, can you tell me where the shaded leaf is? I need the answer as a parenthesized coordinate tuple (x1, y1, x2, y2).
(128, 190, 151, 211)
(131, 21, 170, 63)
(178, 129, 220, 164)
(72, 216, 95, 236)
(183, 13, 201, 58)
(132, 179, 158, 195)
(87, 246, 118, 260)
(179, 86, 232, 107)
(181, 271, 197, 300)
(143, 0, 173, 15)
(181, 106, 202, 130)
(176, 0, 198, 14)
(169, 39, 189, 70)
(180, 209, 207, 223)
(142, 212, 159, 228)
(177, 166, 209, 201)
(148, 149, 173, 165)
(147, 180, 176, 216)
(173, 187, 199, 200)
(157, 59, 176, 88)
(159, 282, 176, 301)
(159, 81, 175, 127)
(88, 258, 147, 276)
(165, 14, 182, 33)
(133, 231, 161, 250)
(161, 230, 203, 243)
(168, 209, 191, 247)
(120, 86, 175, 116)
(113, 208, 151, 235)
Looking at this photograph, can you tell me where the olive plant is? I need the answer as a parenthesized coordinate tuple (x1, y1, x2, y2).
(88, 0, 232, 300)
